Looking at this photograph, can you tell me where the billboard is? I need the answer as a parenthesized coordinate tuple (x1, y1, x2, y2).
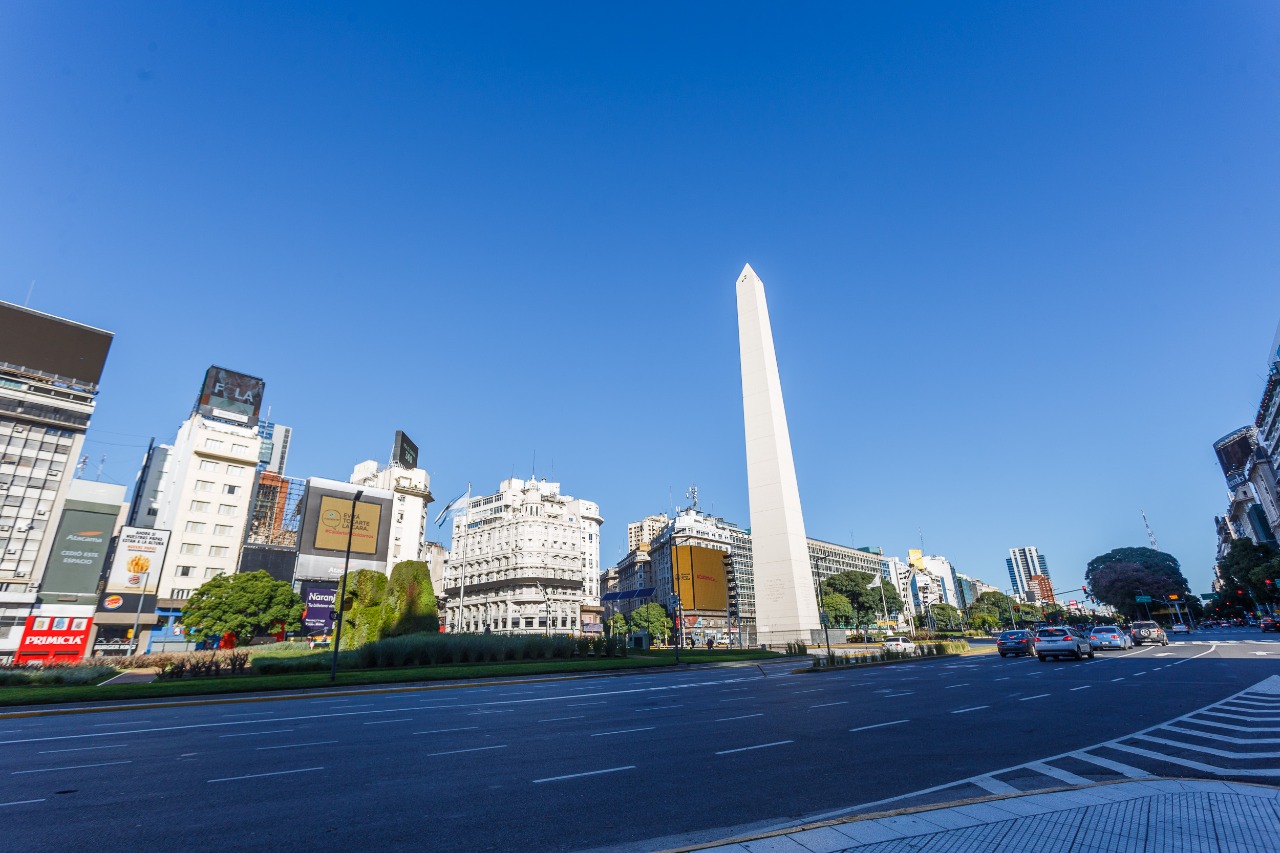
(393, 430, 419, 470)
(104, 526, 172, 595)
(15, 613, 95, 664)
(197, 366, 265, 427)
(673, 545, 729, 612)
(1214, 427, 1256, 479)
(0, 301, 113, 385)
(300, 582, 337, 633)
(39, 509, 117, 596)
(313, 495, 382, 555)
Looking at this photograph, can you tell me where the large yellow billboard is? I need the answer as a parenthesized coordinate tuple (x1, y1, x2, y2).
(673, 545, 728, 612)
(313, 496, 382, 555)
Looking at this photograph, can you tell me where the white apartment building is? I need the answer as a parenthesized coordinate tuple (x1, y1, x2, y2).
(885, 556, 916, 620)
(444, 478, 601, 634)
(350, 459, 433, 567)
(1006, 546, 1050, 597)
(150, 414, 261, 600)
(627, 514, 669, 552)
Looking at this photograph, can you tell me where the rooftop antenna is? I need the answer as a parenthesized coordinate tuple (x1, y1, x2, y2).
(1142, 510, 1160, 551)
(685, 484, 699, 510)
(95, 454, 106, 482)
(75, 455, 88, 478)
(919, 529, 925, 552)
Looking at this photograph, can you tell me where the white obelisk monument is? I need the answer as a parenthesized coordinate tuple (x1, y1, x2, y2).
(736, 264, 821, 645)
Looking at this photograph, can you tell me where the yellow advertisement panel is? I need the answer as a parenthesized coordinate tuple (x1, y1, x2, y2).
(673, 545, 728, 611)
(314, 495, 382, 555)
(908, 549, 924, 569)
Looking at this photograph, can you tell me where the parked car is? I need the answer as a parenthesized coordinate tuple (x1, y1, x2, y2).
(1261, 618, 1279, 633)
(1130, 621, 1169, 646)
(882, 636, 916, 653)
(996, 629, 1033, 657)
(1090, 625, 1131, 650)
(1034, 627, 1094, 661)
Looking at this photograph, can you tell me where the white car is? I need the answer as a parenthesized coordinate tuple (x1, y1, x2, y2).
(882, 636, 916, 653)
(1169, 623, 1190, 634)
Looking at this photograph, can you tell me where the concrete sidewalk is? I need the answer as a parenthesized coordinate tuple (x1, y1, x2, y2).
(679, 780, 1280, 852)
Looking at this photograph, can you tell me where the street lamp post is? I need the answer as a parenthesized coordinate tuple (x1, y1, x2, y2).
(329, 489, 363, 683)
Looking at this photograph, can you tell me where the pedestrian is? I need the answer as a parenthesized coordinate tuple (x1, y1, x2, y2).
(706, 637, 714, 651)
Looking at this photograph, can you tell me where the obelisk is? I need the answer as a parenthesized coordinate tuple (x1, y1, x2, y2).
(736, 264, 820, 645)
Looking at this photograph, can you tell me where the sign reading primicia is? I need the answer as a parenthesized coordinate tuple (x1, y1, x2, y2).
(105, 526, 172, 595)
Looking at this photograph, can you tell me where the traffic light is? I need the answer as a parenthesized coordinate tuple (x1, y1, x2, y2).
(1168, 594, 1179, 601)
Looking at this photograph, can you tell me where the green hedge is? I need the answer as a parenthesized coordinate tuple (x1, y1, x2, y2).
(0, 664, 118, 686)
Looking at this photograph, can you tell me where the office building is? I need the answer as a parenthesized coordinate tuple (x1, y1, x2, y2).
(0, 302, 113, 664)
(627, 514, 669, 552)
(1007, 546, 1050, 597)
(443, 478, 602, 635)
(1029, 573, 1056, 605)
(349, 432, 433, 567)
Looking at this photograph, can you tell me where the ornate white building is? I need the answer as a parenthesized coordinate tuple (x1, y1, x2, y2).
(443, 478, 601, 635)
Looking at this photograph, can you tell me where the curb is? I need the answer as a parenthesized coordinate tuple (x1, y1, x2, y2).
(0, 655, 806, 720)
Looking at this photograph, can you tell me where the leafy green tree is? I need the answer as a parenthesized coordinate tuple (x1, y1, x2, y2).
(630, 603, 672, 643)
(381, 560, 439, 637)
(929, 602, 962, 630)
(181, 570, 303, 646)
(966, 591, 1014, 628)
(1085, 547, 1191, 619)
(605, 613, 628, 638)
(820, 592, 854, 627)
(821, 571, 904, 622)
(968, 610, 999, 631)
(1217, 540, 1280, 605)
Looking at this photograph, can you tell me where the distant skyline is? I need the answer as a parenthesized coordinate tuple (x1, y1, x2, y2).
(3, 3, 1278, 598)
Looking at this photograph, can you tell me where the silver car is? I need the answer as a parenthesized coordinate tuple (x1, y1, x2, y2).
(1034, 627, 1095, 661)
(1090, 625, 1131, 650)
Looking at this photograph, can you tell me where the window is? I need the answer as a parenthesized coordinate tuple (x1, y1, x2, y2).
(190, 500, 210, 513)
(52, 617, 68, 630)
(185, 521, 206, 533)
(217, 504, 236, 516)
(231, 443, 248, 455)
(176, 566, 193, 577)
(199, 460, 218, 472)
(71, 618, 87, 631)
(214, 524, 233, 537)
(227, 464, 245, 476)
(171, 589, 192, 600)
(180, 543, 201, 556)
(33, 617, 49, 630)
(222, 484, 238, 495)
(209, 546, 228, 557)
(205, 567, 221, 578)
(194, 480, 213, 492)
(204, 439, 224, 451)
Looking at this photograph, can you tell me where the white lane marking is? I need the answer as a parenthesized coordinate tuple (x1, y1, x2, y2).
(363, 718, 412, 725)
(811, 701, 849, 709)
(950, 706, 988, 714)
(218, 729, 294, 738)
(1130, 733, 1280, 759)
(1153, 653, 1174, 657)
(883, 692, 914, 698)
(850, 720, 909, 732)
(533, 765, 635, 784)
(945, 684, 968, 689)
(208, 767, 323, 783)
(635, 705, 684, 712)
(1195, 709, 1280, 723)
(1105, 742, 1280, 777)
(1070, 751, 1150, 778)
(567, 702, 606, 707)
(257, 740, 340, 751)
(716, 714, 764, 722)
(222, 711, 276, 717)
(1162, 725, 1280, 745)
(1133, 672, 1148, 677)
(38, 744, 128, 754)
(590, 727, 655, 737)
(424, 745, 508, 758)
(536, 717, 585, 723)
(971, 776, 1018, 794)
(994, 677, 1011, 681)
(12, 760, 132, 775)
(1111, 678, 1125, 682)
(1027, 761, 1092, 786)
(180, 753, 198, 757)
(1070, 686, 1092, 691)
(1170, 645, 1219, 665)
(414, 726, 480, 734)
(792, 689, 822, 695)
(0, 799, 46, 807)
(721, 688, 749, 693)
(92, 720, 149, 726)
(718, 697, 750, 702)
(1020, 694, 1051, 702)
(716, 740, 793, 755)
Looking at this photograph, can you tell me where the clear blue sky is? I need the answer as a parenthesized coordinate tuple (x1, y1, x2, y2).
(3, 3, 1278, 598)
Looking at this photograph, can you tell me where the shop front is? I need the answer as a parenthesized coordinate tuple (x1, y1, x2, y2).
(14, 606, 95, 665)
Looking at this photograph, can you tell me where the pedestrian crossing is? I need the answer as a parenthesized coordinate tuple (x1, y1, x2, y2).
(1178, 639, 1277, 646)
(832, 674, 1280, 820)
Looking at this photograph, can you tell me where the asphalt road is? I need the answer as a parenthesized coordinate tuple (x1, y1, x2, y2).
(1, 627, 1277, 852)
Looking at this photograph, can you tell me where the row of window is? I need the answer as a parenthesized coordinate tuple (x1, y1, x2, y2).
(30, 616, 89, 632)
(190, 501, 238, 515)
(198, 459, 247, 476)
(184, 521, 236, 535)
(194, 480, 240, 495)
(204, 438, 250, 454)
(178, 543, 230, 557)
(175, 566, 225, 579)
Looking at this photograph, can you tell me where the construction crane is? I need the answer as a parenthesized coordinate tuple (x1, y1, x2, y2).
(1142, 510, 1160, 551)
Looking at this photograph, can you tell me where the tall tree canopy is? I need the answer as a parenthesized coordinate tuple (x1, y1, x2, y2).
(1085, 547, 1191, 619)
(1216, 539, 1280, 607)
(821, 571, 904, 621)
(820, 592, 854, 627)
(629, 603, 672, 643)
(181, 571, 303, 646)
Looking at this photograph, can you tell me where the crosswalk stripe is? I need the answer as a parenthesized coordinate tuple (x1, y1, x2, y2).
(1069, 751, 1151, 778)
(1105, 742, 1280, 777)
(970, 776, 1019, 794)
(1162, 724, 1280, 745)
(1026, 761, 1092, 786)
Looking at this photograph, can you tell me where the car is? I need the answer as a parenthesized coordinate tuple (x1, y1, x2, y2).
(996, 629, 1033, 657)
(1033, 626, 1094, 661)
(1168, 623, 1190, 634)
(1261, 618, 1279, 633)
(1130, 621, 1168, 646)
(1090, 625, 1131, 650)
(882, 636, 916, 653)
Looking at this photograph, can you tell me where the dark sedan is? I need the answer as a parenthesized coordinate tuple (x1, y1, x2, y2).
(996, 629, 1033, 657)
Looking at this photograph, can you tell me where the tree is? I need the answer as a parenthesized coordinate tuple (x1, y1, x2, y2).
(821, 593, 854, 627)
(1086, 547, 1191, 619)
(381, 560, 440, 637)
(968, 610, 999, 632)
(930, 602, 962, 630)
(966, 591, 1015, 628)
(821, 571, 905, 623)
(1217, 540, 1280, 606)
(630, 603, 672, 643)
(605, 613, 628, 638)
(181, 570, 303, 647)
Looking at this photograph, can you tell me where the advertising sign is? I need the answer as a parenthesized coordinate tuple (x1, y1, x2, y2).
(0, 302, 113, 384)
(1213, 427, 1256, 479)
(15, 614, 94, 664)
(312, 495, 382, 555)
(40, 509, 117, 595)
(197, 365, 265, 427)
(301, 582, 337, 632)
(673, 545, 729, 612)
(104, 526, 171, 595)
(393, 430, 419, 470)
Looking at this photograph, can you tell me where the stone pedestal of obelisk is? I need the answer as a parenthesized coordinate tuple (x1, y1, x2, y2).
(736, 264, 821, 645)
